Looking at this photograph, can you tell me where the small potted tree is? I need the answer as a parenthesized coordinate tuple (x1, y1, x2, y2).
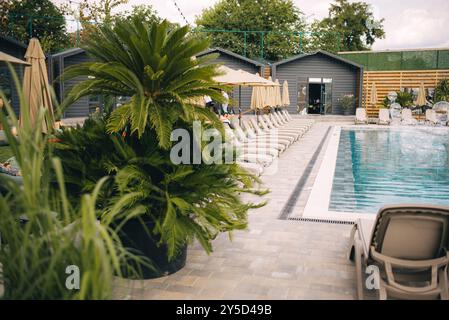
(340, 94, 356, 115)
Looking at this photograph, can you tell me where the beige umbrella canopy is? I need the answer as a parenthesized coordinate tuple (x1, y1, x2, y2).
(273, 79, 282, 107)
(369, 82, 378, 107)
(282, 80, 290, 107)
(22, 38, 54, 133)
(214, 66, 278, 86)
(250, 86, 265, 110)
(0, 50, 30, 65)
(416, 82, 427, 106)
(264, 77, 277, 107)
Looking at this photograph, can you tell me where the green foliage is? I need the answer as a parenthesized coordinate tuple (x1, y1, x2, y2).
(396, 91, 414, 108)
(60, 19, 225, 149)
(2, 0, 70, 53)
(0, 146, 13, 162)
(435, 79, 449, 102)
(339, 94, 355, 110)
(312, 0, 385, 52)
(0, 70, 142, 299)
(195, 0, 306, 61)
(52, 117, 266, 261)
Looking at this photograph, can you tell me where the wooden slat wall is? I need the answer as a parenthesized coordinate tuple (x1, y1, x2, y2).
(363, 69, 449, 117)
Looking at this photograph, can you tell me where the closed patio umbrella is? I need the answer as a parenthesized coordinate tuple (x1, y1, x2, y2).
(274, 79, 282, 107)
(370, 82, 378, 107)
(281, 80, 290, 107)
(250, 85, 265, 110)
(417, 82, 427, 106)
(264, 77, 276, 108)
(22, 38, 54, 133)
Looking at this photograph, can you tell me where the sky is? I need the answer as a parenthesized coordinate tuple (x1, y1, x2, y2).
(56, 0, 449, 50)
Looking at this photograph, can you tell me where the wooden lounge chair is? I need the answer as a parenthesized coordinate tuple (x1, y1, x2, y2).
(355, 108, 368, 125)
(378, 109, 391, 125)
(349, 204, 449, 300)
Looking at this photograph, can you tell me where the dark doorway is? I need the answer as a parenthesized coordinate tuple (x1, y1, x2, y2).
(308, 83, 322, 114)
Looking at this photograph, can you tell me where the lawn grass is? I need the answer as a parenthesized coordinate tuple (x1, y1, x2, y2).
(0, 146, 13, 163)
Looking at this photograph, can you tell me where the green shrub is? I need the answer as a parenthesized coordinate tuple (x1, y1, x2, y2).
(0, 72, 142, 299)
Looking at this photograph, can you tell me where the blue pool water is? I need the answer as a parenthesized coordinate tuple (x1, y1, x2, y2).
(329, 127, 449, 213)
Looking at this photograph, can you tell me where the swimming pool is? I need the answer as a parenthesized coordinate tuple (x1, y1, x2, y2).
(329, 127, 449, 214)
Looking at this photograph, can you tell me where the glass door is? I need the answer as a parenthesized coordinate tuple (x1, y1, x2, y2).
(322, 78, 333, 114)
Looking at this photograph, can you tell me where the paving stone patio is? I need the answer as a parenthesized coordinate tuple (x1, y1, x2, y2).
(114, 119, 368, 300)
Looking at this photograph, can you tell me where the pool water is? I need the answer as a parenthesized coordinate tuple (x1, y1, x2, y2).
(329, 127, 449, 213)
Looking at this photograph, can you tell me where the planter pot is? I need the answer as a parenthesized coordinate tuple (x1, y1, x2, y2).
(117, 218, 187, 279)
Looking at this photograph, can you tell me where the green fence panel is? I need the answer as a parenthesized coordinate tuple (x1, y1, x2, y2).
(402, 51, 438, 70)
(366, 52, 402, 71)
(437, 50, 449, 69)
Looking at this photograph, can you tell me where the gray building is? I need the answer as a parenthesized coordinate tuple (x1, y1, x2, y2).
(0, 36, 28, 115)
(197, 48, 266, 113)
(272, 50, 363, 115)
(51, 48, 98, 118)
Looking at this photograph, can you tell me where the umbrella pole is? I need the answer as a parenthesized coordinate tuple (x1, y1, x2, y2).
(238, 85, 242, 126)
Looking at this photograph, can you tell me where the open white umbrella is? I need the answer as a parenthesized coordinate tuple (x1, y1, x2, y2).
(281, 80, 290, 107)
(22, 38, 54, 133)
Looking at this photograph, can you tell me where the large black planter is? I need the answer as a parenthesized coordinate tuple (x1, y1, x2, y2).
(117, 218, 187, 279)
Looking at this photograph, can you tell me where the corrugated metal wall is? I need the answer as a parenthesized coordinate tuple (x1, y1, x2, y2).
(199, 51, 263, 112)
(273, 53, 360, 115)
(62, 52, 91, 118)
(0, 39, 26, 116)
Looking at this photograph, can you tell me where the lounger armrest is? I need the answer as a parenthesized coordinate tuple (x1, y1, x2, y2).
(371, 247, 449, 293)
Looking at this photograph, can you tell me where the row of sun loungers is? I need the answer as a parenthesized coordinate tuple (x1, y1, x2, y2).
(355, 108, 449, 126)
(224, 110, 314, 176)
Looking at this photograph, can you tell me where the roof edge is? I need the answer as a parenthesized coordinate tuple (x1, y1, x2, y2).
(272, 50, 363, 69)
(197, 47, 265, 67)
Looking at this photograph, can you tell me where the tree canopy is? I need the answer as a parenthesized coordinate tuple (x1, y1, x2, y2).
(1, 0, 70, 53)
(309, 0, 385, 52)
(195, 0, 306, 62)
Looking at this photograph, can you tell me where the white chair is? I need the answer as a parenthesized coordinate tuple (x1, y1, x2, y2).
(425, 109, 438, 126)
(355, 108, 368, 124)
(401, 109, 418, 125)
(378, 109, 391, 125)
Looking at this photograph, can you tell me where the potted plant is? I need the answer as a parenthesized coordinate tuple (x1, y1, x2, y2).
(339, 94, 355, 115)
(395, 91, 414, 109)
(54, 19, 266, 279)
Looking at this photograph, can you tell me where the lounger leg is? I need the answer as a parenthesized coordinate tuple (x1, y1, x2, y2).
(354, 239, 365, 300)
(440, 267, 449, 300)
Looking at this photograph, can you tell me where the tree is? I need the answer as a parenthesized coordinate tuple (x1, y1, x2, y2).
(1, 0, 70, 53)
(309, 0, 385, 52)
(113, 5, 161, 26)
(195, 0, 306, 62)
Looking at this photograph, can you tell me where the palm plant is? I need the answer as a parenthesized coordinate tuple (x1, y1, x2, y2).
(395, 91, 414, 108)
(0, 70, 142, 299)
(53, 117, 266, 261)
(435, 79, 449, 102)
(60, 18, 225, 148)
